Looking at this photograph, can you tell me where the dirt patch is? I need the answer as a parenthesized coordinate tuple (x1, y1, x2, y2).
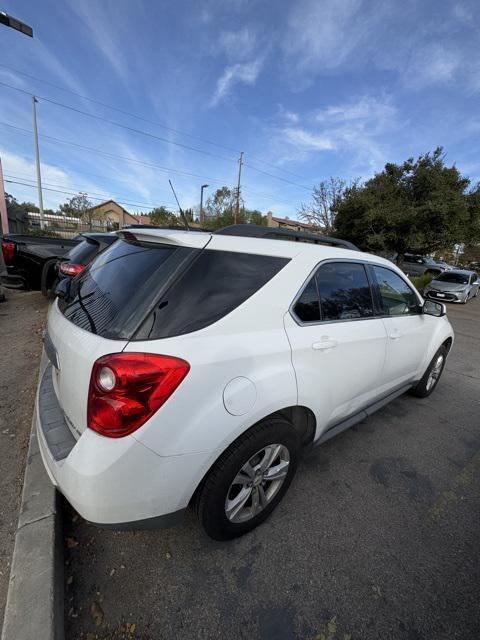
(0, 290, 48, 624)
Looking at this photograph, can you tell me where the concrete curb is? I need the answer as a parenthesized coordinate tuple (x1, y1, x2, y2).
(1, 421, 64, 640)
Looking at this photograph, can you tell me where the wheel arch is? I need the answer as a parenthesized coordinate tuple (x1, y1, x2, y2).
(189, 404, 316, 507)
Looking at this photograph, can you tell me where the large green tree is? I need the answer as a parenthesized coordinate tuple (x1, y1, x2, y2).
(334, 148, 477, 256)
(148, 206, 178, 226)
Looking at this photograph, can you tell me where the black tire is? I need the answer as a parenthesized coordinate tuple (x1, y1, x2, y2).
(41, 259, 58, 298)
(194, 417, 300, 540)
(410, 345, 448, 398)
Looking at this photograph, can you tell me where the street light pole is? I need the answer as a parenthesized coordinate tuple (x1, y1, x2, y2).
(0, 11, 33, 37)
(235, 151, 244, 224)
(200, 184, 208, 227)
(32, 96, 45, 230)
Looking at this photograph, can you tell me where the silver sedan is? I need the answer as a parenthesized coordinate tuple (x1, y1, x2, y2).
(424, 270, 479, 304)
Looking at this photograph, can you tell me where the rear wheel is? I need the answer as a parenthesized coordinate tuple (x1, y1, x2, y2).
(411, 345, 448, 398)
(194, 417, 300, 540)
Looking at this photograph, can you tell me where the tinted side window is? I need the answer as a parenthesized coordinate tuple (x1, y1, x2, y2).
(59, 239, 182, 338)
(372, 266, 419, 316)
(65, 239, 102, 265)
(293, 277, 320, 322)
(136, 250, 289, 340)
(316, 262, 374, 321)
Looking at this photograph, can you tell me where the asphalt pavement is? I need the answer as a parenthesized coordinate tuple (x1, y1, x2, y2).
(65, 299, 480, 640)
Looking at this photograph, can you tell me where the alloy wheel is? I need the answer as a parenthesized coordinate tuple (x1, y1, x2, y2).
(225, 444, 290, 523)
(426, 355, 444, 391)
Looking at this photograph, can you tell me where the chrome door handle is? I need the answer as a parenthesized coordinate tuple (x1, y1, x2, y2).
(389, 329, 401, 340)
(312, 338, 338, 350)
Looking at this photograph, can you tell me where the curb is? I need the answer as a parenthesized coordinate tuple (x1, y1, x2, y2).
(1, 419, 64, 640)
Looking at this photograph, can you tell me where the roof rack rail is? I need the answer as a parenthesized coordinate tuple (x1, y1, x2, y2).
(216, 224, 359, 251)
(121, 224, 212, 232)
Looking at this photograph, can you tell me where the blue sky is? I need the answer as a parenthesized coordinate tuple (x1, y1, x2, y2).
(0, 0, 479, 217)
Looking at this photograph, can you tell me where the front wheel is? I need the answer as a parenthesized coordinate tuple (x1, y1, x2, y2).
(194, 418, 300, 540)
(411, 345, 448, 398)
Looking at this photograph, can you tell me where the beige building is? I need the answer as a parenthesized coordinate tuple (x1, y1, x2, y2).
(89, 200, 139, 228)
(266, 211, 322, 234)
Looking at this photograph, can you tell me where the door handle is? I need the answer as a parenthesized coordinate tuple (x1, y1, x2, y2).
(389, 329, 401, 340)
(312, 337, 338, 350)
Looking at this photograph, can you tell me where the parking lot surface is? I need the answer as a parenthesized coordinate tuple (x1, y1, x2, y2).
(0, 291, 48, 624)
(64, 300, 480, 640)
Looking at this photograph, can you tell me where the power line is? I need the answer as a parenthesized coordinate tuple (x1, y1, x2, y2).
(0, 80, 237, 164)
(243, 162, 311, 191)
(3, 178, 167, 211)
(4, 173, 176, 209)
(0, 121, 232, 185)
(0, 63, 240, 154)
(0, 78, 316, 191)
(0, 62, 316, 183)
(1, 122, 302, 210)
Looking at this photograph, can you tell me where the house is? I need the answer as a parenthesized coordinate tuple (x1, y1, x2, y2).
(88, 200, 139, 228)
(266, 211, 322, 234)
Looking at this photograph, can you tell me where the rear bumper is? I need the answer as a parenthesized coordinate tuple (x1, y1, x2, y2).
(36, 365, 207, 529)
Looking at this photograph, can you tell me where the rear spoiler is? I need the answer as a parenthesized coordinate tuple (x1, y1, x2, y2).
(116, 228, 211, 249)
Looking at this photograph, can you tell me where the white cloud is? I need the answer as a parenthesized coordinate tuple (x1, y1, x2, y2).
(271, 94, 399, 175)
(283, 0, 366, 74)
(282, 0, 480, 92)
(283, 128, 335, 151)
(219, 28, 258, 61)
(65, 1, 128, 83)
(209, 58, 264, 106)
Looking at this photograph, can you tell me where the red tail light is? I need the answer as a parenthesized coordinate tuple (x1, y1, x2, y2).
(59, 262, 85, 277)
(87, 353, 190, 438)
(2, 241, 15, 265)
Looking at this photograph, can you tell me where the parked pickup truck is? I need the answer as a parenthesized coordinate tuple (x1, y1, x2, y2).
(1, 234, 80, 290)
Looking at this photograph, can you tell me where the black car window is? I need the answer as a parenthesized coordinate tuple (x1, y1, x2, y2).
(135, 249, 289, 340)
(60, 239, 289, 340)
(293, 276, 321, 322)
(435, 272, 469, 284)
(372, 266, 419, 316)
(316, 262, 374, 321)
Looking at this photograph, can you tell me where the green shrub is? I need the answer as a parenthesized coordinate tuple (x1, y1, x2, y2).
(410, 274, 433, 292)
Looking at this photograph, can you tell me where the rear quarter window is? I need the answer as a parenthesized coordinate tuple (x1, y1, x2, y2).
(135, 250, 289, 340)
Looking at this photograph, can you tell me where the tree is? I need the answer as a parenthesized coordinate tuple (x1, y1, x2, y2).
(59, 193, 94, 227)
(334, 148, 475, 256)
(298, 177, 348, 235)
(149, 206, 178, 226)
(202, 187, 267, 230)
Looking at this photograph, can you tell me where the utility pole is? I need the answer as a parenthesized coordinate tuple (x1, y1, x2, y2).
(32, 96, 45, 229)
(199, 184, 208, 227)
(234, 151, 244, 224)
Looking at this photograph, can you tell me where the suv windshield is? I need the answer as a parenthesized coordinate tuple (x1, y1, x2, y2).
(58, 237, 289, 340)
(435, 272, 469, 284)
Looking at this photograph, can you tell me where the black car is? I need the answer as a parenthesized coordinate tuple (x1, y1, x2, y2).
(42, 233, 118, 297)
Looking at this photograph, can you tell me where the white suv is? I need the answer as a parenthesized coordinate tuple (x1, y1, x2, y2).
(36, 226, 454, 540)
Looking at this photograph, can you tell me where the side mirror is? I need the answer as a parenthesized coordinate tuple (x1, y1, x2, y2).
(423, 299, 446, 317)
(55, 277, 71, 299)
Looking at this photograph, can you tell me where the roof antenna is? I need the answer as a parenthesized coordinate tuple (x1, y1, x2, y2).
(168, 179, 190, 231)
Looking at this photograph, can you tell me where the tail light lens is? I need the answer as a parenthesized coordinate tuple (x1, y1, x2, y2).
(88, 353, 190, 438)
(2, 241, 15, 265)
(59, 262, 85, 277)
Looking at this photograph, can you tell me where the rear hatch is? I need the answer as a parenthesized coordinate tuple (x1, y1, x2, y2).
(45, 229, 211, 436)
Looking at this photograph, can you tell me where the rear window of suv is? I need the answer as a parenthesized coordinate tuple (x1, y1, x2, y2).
(59, 237, 289, 340)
